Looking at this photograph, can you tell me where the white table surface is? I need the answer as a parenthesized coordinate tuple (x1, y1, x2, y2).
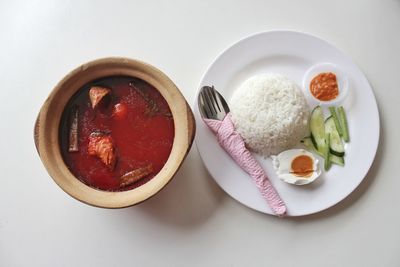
(1, 1, 399, 266)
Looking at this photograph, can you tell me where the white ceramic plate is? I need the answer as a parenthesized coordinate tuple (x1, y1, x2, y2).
(194, 30, 380, 216)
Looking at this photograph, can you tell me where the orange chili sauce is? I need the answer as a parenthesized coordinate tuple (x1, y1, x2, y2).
(291, 155, 314, 177)
(310, 72, 339, 101)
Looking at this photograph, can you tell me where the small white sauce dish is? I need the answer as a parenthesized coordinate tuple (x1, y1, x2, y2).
(302, 62, 349, 106)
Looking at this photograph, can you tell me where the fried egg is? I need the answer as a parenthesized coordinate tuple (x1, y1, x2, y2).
(271, 149, 321, 185)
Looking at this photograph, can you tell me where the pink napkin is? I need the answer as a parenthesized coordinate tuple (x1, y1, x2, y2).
(204, 113, 287, 216)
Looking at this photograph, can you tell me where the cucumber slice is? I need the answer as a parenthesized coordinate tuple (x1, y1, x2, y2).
(301, 137, 345, 166)
(310, 106, 325, 153)
(331, 154, 345, 166)
(310, 134, 318, 150)
(301, 137, 318, 153)
(325, 116, 345, 157)
(338, 106, 349, 142)
(324, 133, 331, 171)
(328, 106, 343, 136)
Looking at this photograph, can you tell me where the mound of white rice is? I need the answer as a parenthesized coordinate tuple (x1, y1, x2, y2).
(230, 73, 310, 157)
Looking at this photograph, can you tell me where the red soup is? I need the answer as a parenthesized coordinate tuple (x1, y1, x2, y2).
(59, 76, 175, 191)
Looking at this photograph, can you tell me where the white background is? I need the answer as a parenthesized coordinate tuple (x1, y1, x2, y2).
(1, 0, 399, 266)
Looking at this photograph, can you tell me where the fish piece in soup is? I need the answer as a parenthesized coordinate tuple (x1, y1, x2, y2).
(89, 86, 111, 109)
(88, 131, 117, 170)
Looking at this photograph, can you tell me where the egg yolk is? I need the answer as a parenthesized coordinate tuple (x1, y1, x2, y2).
(291, 155, 314, 177)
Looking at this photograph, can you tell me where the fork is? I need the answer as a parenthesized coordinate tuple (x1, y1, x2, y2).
(198, 86, 229, 121)
(198, 86, 287, 216)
